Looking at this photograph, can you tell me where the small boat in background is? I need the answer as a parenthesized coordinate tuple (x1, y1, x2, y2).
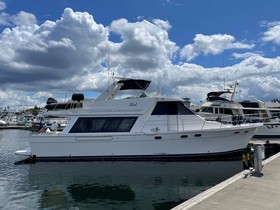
(198, 82, 280, 138)
(34, 92, 96, 132)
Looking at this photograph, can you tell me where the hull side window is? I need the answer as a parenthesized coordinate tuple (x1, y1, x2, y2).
(69, 117, 137, 133)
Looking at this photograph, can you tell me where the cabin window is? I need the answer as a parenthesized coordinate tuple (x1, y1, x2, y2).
(200, 107, 213, 113)
(271, 111, 280, 119)
(177, 102, 194, 114)
(69, 117, 137, 133)
(224, 108, 233, 115)
(214, 108, 218, 114)
(219, 108, 233, 115)
(151, 102, 194, 115)
(232, 109, 240, 115)
(243, 109, 258, 115)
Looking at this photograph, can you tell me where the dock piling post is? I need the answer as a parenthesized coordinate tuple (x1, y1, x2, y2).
(253, 144, 265, 175)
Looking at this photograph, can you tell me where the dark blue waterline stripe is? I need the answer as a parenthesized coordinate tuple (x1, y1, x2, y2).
(15, 149, 245, 164)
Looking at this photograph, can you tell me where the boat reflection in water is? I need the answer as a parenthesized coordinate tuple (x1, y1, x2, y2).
(28, 160, 242, 210)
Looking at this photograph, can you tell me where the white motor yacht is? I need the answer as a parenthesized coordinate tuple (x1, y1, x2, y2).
(15, 79, 261, 161)
(198, 82, 280, 138)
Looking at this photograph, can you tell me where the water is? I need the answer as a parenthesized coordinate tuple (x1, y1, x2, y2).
(0, 129, 245, 210)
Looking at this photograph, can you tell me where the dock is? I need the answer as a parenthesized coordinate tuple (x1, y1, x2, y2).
(172, 151, 280, 210)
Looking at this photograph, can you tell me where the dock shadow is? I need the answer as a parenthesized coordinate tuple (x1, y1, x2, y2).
(252, 172, 264, 177)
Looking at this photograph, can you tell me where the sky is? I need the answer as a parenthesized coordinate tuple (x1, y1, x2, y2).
(0, 0, 280, 111)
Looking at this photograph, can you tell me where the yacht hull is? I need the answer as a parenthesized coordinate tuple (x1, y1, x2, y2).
(17, 125, 260, 161)
(254, 123, 280, 138)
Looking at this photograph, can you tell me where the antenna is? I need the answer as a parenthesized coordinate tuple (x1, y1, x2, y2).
(222, 53, 225, 90)
(107, 52, 111, 89)
(230, 81, 238, 101)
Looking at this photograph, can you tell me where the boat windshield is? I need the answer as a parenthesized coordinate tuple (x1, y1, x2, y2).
(152, 101, 194, 115)
(270, 110, 280, 119)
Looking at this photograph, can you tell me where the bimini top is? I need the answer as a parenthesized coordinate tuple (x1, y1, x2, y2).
(96, 78, 151, 101)
(206, 91, 232, 102)
(117, 79, 151, 90)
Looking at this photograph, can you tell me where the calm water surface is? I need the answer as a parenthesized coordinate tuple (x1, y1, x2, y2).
(0, 129, 244, 210)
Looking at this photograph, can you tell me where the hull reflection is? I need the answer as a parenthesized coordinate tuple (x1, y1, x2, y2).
(28, 161, 242, 210)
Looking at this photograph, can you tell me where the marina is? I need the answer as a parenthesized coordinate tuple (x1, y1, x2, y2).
(1, 123, 280, 209)
(1, 129, 246, 210)
(1, 79, 280, 209)
(0, 0, 280, 209)
(1, 80, 280, 209)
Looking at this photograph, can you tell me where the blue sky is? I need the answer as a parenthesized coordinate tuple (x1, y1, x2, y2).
(0, 0, 280, 109)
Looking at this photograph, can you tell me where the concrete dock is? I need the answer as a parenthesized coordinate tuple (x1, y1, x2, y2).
(172, 151, 280, 210)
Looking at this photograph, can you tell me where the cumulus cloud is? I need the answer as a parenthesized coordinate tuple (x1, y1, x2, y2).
(0, 10, 36, 26)
(165, 55, 280, 104)
(110, 18, 177, 71)
(9, 11, 37, 26)
(262, 21, 280, 45)
(0, 8, 109, 93)
(0, 8, 180, 108)
(228, 56, 280, 99)
(180, 34, 254, 61)
(0, 7, 280, 109)
(0, 1, 6, 10)
(0, 12, 9, 25)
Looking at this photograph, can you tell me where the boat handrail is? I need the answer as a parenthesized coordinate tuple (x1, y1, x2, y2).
(139, 114, 256, 133)
(201, 114, 258, 127)
(243, 111, 280, 123)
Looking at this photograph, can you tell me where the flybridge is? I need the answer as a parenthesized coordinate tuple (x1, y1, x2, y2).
(96, 79, 151, 101)
(206, 81, 238, 102)
(44, 79, 151, 111)
(206, 91, 232, 102)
